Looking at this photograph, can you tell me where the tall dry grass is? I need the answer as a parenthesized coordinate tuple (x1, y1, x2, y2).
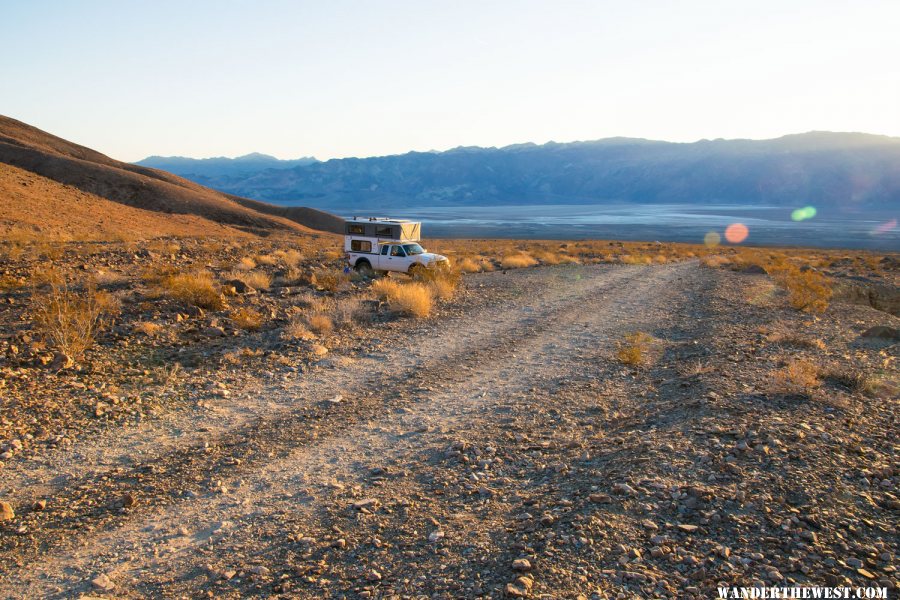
(31, 271, 120, 358)
(501, 253, 538, 269)
(161, 271, 225, 310)
(372, 279, 433, 318)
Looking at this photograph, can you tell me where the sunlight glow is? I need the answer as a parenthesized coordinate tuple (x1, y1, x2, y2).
(725, 223, 749, 244)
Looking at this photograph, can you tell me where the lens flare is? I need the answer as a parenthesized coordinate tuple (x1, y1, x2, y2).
(724, 223, 749, 244)
(791, 206, 817, 222)
(873, 219, 897, 235)
(704, 231, 721, 247)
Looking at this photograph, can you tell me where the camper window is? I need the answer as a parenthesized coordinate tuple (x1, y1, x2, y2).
(348, 224, 365, 234)
(375, 226, 393, 237)
(350, 240, 372, 252)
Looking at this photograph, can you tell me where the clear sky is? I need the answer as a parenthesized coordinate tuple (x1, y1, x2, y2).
(2, 0, 899, 162)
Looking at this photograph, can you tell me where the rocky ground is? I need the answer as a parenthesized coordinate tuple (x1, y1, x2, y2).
(0, 238, 897, 599)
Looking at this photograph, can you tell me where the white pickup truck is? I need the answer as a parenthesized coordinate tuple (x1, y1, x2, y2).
(344, 217, 450, 277)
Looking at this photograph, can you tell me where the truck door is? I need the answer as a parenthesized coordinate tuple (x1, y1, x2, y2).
(377, 244, 390, 269)
(386, 244, 411, 271)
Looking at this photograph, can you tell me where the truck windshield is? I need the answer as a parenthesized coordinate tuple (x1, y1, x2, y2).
(402, 244, 425, 255)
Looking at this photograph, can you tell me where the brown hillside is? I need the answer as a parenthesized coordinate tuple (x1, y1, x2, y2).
(0, 115, 339, 238)
(0, 163, 251, 240)
(229, 196, 345, 234)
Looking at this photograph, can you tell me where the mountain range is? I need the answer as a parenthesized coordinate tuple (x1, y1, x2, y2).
(136, 133, 900, 210)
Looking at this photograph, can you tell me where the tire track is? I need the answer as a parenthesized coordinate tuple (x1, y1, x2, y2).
(1, 263, 676, 596)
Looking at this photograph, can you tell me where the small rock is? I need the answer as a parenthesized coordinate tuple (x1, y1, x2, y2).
(122, 493, 137, 508)
(613, 483, 637, 495)
(32, 500, 46, 511)
(222, 279, 257, 295)
(428, 530, 445, 542)
(49, 352, 74, 371)
(512, 558, 532, 572)
(641, 519, 659, 530)
(0, 501, 14, 521)
(677, 524, 699, 533)
(506, 582, 528, 597)
(353, 498, 379, 511)
(90, 574, 115, 591)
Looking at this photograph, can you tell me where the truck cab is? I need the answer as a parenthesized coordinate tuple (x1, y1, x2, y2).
(344, 217, 449, 276)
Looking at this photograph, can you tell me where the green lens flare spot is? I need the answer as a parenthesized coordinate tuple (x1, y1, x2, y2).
(791, 206, 817, 222)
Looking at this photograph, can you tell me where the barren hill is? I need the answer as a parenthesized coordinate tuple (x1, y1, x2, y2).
(0, 115, 343, 239)
(0, 163, 250, 240)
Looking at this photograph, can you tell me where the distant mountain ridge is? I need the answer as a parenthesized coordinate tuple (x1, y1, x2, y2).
(136, 153, 318, 186)
(137, 132, 900, 210)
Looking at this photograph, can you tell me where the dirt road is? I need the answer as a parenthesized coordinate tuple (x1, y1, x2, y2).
(1, 262, 896, 599)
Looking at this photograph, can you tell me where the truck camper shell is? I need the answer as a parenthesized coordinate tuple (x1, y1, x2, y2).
(344, 217, 421, 242)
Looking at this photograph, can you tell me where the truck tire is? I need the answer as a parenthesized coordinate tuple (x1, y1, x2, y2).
(355, 259, 374, 277)
(408, 263, 427, 280)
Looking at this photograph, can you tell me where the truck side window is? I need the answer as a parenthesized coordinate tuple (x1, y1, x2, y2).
(381, 245, 390, 255)
(390, 245, 404, 256)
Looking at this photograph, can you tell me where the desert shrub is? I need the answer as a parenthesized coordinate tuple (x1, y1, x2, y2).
(773, 359, 821, 394)
(501, 253, 538, 269)
(332, 297, 368, 328)
(280, 249, 303, 267)
(371, 278, 402, 300)
(388, 283, 433, 318)
(236, 256, 257, 271)
(621, 254, 652, 266)
(307, 313, 334, 334)
(457, 257, 482, 273)
(616, 332, 654, 366)
(372, 279, 433, 317)
(230, 307, 264, 331)
(770, 265, 832, 313)
(428, 277, 457, 301)
(282, 317, 316, 340)
(140, 264, 179, 285)
(240, 270, 272, 291)
(161, 271, 224, 310)
(134, 321, 162, 336)
(292, 291, 330, 313)
(700, 255, 731, 268)
(312, 268, 348, 292)
(255, 254, 278, 266)
(31, 273, 120, 358)
(533, 251, 563, 265)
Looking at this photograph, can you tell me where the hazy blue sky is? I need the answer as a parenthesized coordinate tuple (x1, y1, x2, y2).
(3, 0, 899, 162)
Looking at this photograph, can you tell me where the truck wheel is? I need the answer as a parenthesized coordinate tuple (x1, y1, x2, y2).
(408, 264, 426, 280)
(355, 260, 374, 277)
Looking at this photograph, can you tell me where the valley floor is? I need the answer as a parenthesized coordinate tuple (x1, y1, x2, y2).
(0, 261, 897, 599)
